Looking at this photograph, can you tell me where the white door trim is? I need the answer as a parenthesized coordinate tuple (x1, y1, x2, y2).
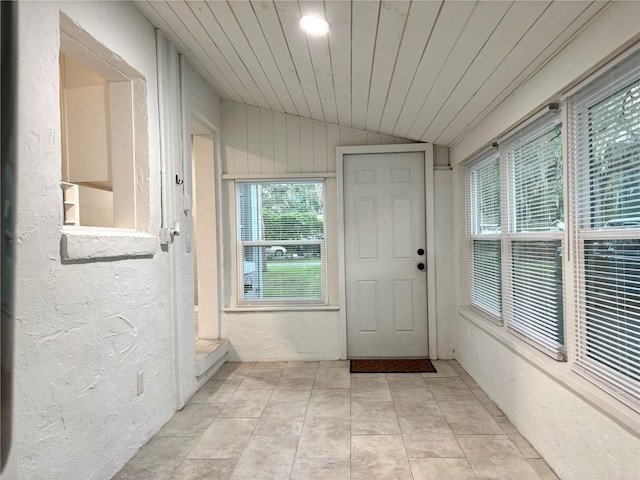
(337, 143, 437, 359)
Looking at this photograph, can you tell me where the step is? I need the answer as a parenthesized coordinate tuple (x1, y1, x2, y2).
(195, 338, 229, 378)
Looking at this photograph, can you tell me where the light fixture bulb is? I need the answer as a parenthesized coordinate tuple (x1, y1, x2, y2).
(300, 15, 329, 36)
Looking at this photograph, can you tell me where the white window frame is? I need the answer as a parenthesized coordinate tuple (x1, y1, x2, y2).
(501, 114, 566, 360)
(235, 179, 328, 306)
(567, 50, 640, 412)
(466, 150, 503, 324)
(465, 112, 566, 360)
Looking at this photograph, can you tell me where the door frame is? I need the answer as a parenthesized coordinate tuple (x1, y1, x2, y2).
(337, 143, 437, 359)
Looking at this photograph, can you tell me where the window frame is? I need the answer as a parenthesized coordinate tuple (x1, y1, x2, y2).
(500, 115, 566, 360)
(466, 151, 503, 324)
(234, 179, 328, 307)
(58, 19, 153, 262)
(465, 112, 566, 360)
(60, 34, 137, 230)
(567, 50, 640, 412)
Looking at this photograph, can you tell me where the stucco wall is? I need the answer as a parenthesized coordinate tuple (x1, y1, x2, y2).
(11, 3, 214, 479)
(168, 55, 223, 405)
(455, 317, 639, 480)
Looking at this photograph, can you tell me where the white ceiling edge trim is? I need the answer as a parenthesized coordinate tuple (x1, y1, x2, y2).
(449, 1, 640, 168)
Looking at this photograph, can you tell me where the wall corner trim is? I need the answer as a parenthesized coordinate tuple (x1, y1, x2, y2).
(61, 230, 159, 262)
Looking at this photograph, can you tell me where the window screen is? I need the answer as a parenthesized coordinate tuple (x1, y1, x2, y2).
(236, 181, 326, 304)
(568, 50, 640, 410)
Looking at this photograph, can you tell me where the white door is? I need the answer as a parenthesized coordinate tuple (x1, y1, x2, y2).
(345, 152, 428, 358)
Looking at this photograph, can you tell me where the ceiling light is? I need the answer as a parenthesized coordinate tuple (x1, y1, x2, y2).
(300, 15, 329, 36)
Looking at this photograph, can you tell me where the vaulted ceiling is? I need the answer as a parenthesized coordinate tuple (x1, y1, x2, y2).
(136, 1, 610, 147)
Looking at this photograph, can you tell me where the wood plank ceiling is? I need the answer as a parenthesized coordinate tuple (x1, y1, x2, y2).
(135, 0, 610, 147)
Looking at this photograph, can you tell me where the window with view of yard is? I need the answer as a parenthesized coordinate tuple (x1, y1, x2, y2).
(464, 51, 640, 411)
(236, 181, 326, 304)
(467, 152, 502, 322)
(466, 112, 565, 360)
(502, 118, 565, 359)
(568, 50, 640, 410)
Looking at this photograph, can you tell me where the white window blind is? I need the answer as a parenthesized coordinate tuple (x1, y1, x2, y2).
(502, 115, 565, 359)
(467, 153, 502, 322)
(236, 181, 326, 304)
(568, 50, 640, 411)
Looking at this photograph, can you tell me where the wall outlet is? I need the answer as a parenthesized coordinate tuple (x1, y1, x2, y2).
(137, 371, 144, 396)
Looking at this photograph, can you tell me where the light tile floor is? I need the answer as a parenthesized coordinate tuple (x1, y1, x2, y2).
(114, 360, 560, 480)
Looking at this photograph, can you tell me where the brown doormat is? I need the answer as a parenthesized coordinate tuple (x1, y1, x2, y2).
(350, 358, 436, 373)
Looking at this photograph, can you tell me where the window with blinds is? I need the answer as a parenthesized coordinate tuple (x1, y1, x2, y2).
(502, 116, 565, 359)
(568, 50, 640, 410)
(236, 181, 326, 304)
(467, 154, 502, 321)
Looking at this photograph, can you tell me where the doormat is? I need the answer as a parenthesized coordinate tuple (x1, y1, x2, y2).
(350, 358, 436, 374)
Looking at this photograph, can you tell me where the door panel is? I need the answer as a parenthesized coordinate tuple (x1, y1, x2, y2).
(345, 152, 428, 358)
(393, 280, 415, 332)
(356, 198, 377, 259)
(357, 280, 378, 332)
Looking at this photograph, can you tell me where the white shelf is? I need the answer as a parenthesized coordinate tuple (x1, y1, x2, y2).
(61, 182, 79, 225)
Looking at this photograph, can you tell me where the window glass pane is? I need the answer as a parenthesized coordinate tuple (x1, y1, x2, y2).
(512, 125, 564, 232)
(509, 240, 564, 351)
(239, 182, 325, 242)
(587, 80, 640, 228)
(470, 157, 501, 235)
(237, 181, 326, 303)
(583, 239, 640, 383)
(569, 51, 640, 409)
(242, 246, 324, 300)
(471, 240, 502, 318)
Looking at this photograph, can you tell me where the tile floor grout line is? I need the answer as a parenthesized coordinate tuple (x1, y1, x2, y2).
(287, 366, 314, 480)
(116, 360, 553, 480)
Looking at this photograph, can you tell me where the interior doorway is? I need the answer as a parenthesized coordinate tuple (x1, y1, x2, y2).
(190, 119, 221, 348)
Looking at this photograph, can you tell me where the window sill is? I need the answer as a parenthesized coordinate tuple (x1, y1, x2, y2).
(458, 306, 640, 436)
(224, 305, 340, 313)
(61, 229, 159, 262)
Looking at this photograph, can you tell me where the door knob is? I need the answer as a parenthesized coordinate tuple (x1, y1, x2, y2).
(417, 248, 425, 255)
(417, 263, 425, 270)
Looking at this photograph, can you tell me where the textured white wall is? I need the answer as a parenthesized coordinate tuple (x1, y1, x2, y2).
(170, 59, 223, 401)
(13, 3, 179, 479)
(224, 311, 343, 362)
(455, 318, 640, 480)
